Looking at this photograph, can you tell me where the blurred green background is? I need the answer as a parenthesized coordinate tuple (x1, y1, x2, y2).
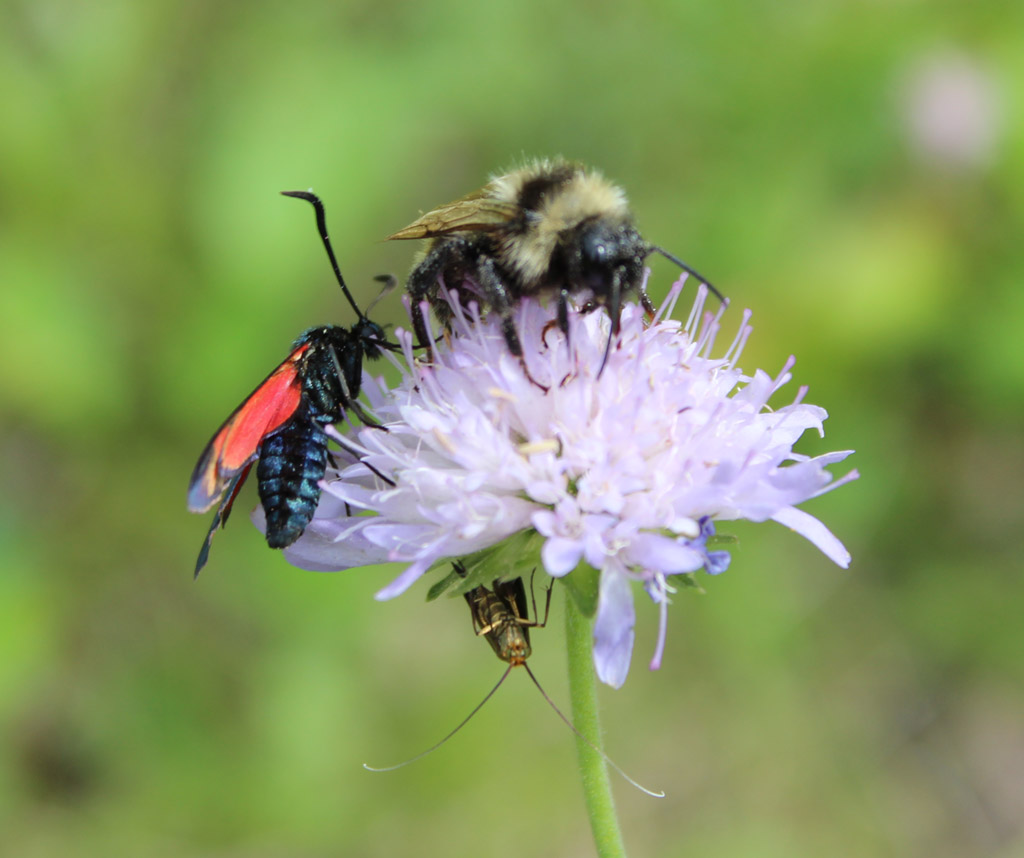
(2, 1, 1022, 856)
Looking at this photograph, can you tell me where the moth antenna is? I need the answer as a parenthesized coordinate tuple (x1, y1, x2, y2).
(281, 190, 368, 320)
(522, 664, 665, 798)
(649, 246, 727, 306)
(363, 666, 514, 773)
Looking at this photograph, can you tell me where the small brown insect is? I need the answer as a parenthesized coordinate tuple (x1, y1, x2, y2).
(364, 563, 661, 795)
(463, 569, 551, 666)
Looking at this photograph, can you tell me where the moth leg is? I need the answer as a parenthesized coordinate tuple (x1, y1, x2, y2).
(328, 345, 383, 429)
(329, 430, 396, 487)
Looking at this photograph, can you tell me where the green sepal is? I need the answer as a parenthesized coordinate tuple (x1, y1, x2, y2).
(709, 530, 738, 547)
(667, 571, 705, 594)
(424, 529, 545, 600)
(426, 567, 461, 602)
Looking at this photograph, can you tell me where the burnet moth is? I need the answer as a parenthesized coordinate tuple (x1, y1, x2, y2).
(187, 191, 394, 576)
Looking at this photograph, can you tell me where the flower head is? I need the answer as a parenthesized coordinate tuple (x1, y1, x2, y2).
(280, 278, 857, 687)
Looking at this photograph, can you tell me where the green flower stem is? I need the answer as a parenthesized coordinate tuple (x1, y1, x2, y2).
(565, 594, 627, 858)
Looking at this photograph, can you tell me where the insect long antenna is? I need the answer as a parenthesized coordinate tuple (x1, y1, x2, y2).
(363, 666, 514, 773)
(522, 664, 665, 798)
(281, 190, 367, 320)
(650, 246, 727, 306)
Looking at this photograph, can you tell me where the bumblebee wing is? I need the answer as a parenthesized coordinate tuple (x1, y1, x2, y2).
(187, 345, 310, 513)
(386, 194, 518, 241)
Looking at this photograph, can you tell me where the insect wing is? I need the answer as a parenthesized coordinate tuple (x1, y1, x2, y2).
(386, 196, 518, 241)
(187, 344, 310, 513)
(193, 464, 251, 578)
(463, 578, 533, 665)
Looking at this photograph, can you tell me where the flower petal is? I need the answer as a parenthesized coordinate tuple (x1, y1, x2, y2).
(542, 537, 584, 577)
(593, 568, 636, 689)
(277, 284, 856, 686)
(771, 505, 852, 568)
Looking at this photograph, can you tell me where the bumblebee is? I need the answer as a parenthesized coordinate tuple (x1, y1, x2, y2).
(387, 158, 722, 375)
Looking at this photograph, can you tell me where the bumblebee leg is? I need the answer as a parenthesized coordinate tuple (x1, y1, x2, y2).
(406, 237, 477, 359)
(540, 318, 560, 348)
(639, 286, 656, 318)
(597, 267, 626, 377)
(609, 267, 626, 336)
(474, 256, 521, 354)
(406, 250, 445, 361)
(476, 256, 549, 392)
(557, 287, 571, 353)
(407, 293, 435, 363)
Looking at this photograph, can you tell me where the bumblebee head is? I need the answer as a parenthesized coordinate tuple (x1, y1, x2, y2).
(576, 219, 647, 297)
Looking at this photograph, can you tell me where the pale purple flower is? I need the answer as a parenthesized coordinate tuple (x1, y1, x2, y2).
(280, 278, 857, 687)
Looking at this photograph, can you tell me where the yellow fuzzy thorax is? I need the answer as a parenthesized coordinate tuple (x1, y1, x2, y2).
(489, 159, 632, 285)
